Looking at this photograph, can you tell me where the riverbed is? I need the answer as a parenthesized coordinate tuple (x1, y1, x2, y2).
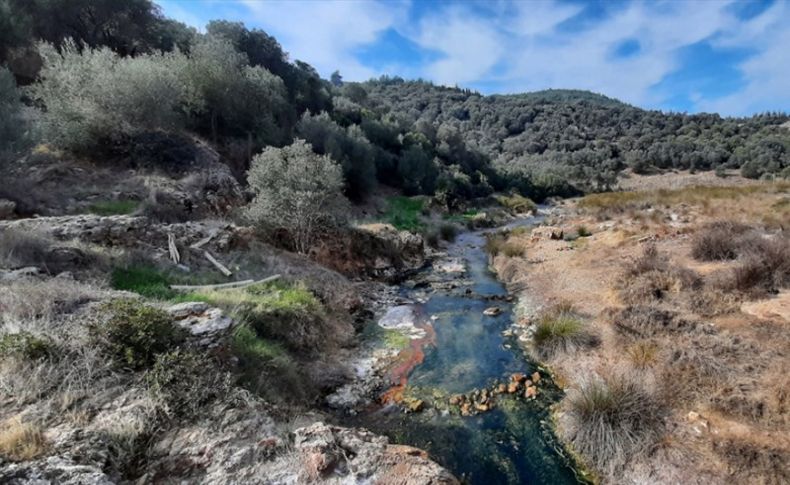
(340, 214, 586, 484)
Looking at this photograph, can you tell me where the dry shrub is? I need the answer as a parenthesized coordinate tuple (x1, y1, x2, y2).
(611, 305, 696, 339)
(0, 229, 52, 269)
(661, 332, 763, 403)
(619, 245, 700, 305)
(0, 417, 47, 461)
(713, 234, 790, 295)
(563, 373, 665, 475)
(626, 341, 660, 369)
(686, 287, 741, 317)
(711, 437, 790, 485)
(690, 221, 753, 261)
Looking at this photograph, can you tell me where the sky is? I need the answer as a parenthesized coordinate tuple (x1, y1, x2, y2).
(157, 0, 790, 116)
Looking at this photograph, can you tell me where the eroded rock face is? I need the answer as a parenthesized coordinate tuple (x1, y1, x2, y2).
(293, 422, 459, 484)
(0, 456, 114, 485)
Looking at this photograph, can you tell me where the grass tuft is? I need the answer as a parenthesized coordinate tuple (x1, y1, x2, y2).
(110, 265, 178, 300)
(0, 418, 47, 462)
(532, 304, 599, 359)
(564, 374, 665, 474)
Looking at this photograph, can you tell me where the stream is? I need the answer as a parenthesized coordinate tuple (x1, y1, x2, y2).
(341, 214, 586, 484)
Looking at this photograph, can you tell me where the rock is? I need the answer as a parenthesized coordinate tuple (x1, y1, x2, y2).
(483, 307, 502, 316)
(449, 395, 463, 406)
(167, 302, 234, 343)
(475, 402, 490, 412)
(525, 386, 538, 399)
(507, 381, 520, 394)
(510, 372, 526, 382)
(531, 371, 541, 384)
(436, 258, 465, 273)
(167, 301, 210, 319)
(378, 305, 427, 339)
(496, 383, 507, 394)
(0, 198, 16, 219)
(0, 266, 41, 281)
(460, 402, 472, 416)
(404, 398, 425, 413)
(294, 422, 459, 484)
(0, 456, 113, 484)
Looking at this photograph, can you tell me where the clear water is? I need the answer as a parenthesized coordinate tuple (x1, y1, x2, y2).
(343, 219, 586, 484)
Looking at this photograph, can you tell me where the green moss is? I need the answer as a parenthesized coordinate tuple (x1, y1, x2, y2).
(382, 329, 410, 349)
(93, 299, 187, 370)
(0, 332, 53, 360)
(88, 200, 139, 216)
(385, 196, 426, 231)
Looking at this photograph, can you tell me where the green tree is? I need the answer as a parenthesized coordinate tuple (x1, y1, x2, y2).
(246, 140, 348, 254)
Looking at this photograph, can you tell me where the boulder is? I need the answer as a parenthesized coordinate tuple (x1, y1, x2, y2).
(167, 302, 234, 344)
(0, 198, 16, 219)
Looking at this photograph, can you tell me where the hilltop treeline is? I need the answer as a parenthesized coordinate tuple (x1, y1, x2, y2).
(1, 0, 789, 205)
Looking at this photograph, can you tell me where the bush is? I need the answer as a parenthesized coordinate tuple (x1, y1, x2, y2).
(714, 234, 790, 294)
(246, 140, 348, 253)
(576, 225, 591, 238)
(92, 300, 187, 370)
(532, 305, 599, 359)
(690, 221, 752, 261)
(611, 305, 695, 339)
(495, 193, 536, 214)
(564, 374, 665, 473)
(0, 228, 51, 270)
(626, 341, 659, 369)
(385, 196, 425, 232)
(0, 332, 53, 360)
(30, 40, 186, 151)
(145, 349, 230, 418)
(0, 67, 30, 154)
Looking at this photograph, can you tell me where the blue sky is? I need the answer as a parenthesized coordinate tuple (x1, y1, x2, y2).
(158, 0, 790, 116)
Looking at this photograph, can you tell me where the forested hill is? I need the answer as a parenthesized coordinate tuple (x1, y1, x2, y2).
(2, 0, 789, 206)
(357, 78, 790, 193)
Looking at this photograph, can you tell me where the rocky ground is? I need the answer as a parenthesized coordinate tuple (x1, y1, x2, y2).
(490, 174, 790, 484)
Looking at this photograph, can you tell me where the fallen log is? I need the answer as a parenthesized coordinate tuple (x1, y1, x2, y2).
(204, 251, 232, 277)
(168, 233, 180, 264)
(169, 274, 281, 291)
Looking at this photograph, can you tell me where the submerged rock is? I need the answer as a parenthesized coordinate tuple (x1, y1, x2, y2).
(483, 306, 502, 316)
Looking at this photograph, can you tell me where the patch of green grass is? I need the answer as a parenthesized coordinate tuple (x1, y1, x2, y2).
(230, 325, 303, 400)
(111, 266, 178, 300)
(532, 308, 599, 359)
(88, 200, 139, 216)
(231, 325, 286, 362)
(385, 196, 426, 232)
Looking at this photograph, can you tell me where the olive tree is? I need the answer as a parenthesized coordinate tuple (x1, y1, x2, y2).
(246, 139, 348, 254)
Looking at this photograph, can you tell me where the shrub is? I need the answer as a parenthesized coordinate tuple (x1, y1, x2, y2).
(0, 228, 51, 270)
(92, 300, 187, 370)
(690, 221, 752, 261)
(532, 306, 599, 359)
(713, 234, 790, 294)
(247, 140, 348, 253)
(0, 418, 47, 462)
(0, 332, 53, 360)
(385, 196, 425, 232)
(145, 349, 230, 418)
(0, 66, 30, 154)
(626, 341, 659, 369)
(576, 225, 591, 238)
(495, 193, 537, 214)
(611, 305, 695, 339)
(30, 40, 186, 151)
(564, 374, 665, 473)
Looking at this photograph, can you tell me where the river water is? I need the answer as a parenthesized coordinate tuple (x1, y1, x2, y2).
(344, 216, 586, 484)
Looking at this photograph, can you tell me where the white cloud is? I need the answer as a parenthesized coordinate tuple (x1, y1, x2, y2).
(696, 1, 790, 115)
(241, 0, 406, 80)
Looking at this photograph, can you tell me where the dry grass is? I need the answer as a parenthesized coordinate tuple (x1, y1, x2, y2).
(625, 341, 659, 369)
(610, 305, 696, 340)
(563, 373, 665, 475)
(0, 417, 47, 462)
(531, 303, 599, 360)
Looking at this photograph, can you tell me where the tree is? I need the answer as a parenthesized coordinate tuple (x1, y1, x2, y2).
(246, 140, 348, 254)
(330, 70, 342, 87)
